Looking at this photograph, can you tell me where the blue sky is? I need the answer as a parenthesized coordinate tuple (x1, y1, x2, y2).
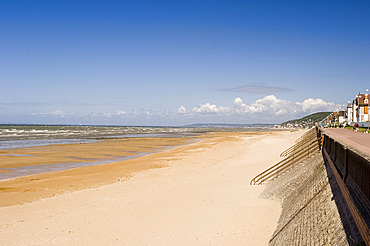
(1, 0, 369, 126)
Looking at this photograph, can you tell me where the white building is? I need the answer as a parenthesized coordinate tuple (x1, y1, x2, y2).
(355, 93, 369, 123)
(347, 101, 353, 124)
(338, 111, 346, 124)
(345, 90, 370, 125)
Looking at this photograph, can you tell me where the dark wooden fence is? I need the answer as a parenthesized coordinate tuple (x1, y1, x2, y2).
(321, 132, 370, 207)
(320, 128, 370, 245)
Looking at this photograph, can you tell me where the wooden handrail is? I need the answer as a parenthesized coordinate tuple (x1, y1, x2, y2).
(251, 140, 319, 185)
(250, 129, 320, 185)
(281, 130, 317, 157)
(294, 128, 315, 143)
(251, 144, 319, 185)
(280, 134, 316, 157)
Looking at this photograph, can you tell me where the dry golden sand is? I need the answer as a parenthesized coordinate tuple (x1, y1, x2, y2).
(0, 130, 304, 245)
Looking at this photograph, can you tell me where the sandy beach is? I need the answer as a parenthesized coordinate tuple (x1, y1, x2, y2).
(0, 130, 303, 245)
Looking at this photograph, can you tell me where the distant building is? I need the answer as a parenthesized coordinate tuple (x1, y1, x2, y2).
(347, 101, 353, 124)
(300, 90, 369, 127)
(343, 91, 369, 125)
(355, 93, 369, 122)
(338, 110, 346, 124)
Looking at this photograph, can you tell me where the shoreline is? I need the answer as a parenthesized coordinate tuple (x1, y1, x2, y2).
(0, 130, 304, 245)
(0, 136, 197, 176)
(0, 132, 264, 207)
(0, 137, 202, 181)
(0, 135, 200, 207)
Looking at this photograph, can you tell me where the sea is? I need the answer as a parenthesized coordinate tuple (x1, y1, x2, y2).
(0, 124, 276, 149)
(0, 124, 200, 150)
(0, 124, 275, 180)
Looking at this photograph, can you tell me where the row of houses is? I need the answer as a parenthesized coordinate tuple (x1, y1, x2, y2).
(332, 90, 369, 126)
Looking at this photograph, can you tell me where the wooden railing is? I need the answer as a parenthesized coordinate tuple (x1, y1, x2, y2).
(250, 128, 321, 185)
(294, 128, 315, 143)
(323, 147, 370, 245)
(280, 130, 318, 157)
(319, 128, 370, 245)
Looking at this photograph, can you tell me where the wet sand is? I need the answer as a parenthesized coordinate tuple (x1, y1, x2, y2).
(0, 130, 304, 245)
(0, 136, 193, 207)
(0, 137, 192, 170)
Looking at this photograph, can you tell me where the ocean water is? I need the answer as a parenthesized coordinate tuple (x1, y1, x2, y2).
(0, 125, 201, 141)
(0, 124, 275, 149)
(0, 124, 274, 180)
(0, 125, 204, 150)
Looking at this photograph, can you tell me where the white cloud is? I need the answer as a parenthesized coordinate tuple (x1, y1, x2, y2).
(192, 103, 231, 115)
(116, 110, 126, 116)
(49, 110, 65, 116)
(234, 95, 294, 116)
(186, 95, 339, 120)
(26, 95, 338, 125)
(146, 111, 154, 116)
(178, 106, 187, 114)
(32, 110, 66, 117)
(296, 98, 337, 112)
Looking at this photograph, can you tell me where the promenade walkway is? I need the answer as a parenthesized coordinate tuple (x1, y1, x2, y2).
(323, 128, 370, 156)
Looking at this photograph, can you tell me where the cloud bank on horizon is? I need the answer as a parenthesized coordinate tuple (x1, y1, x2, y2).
(8, 95, 339, 126)
(180, 95, 338, 120)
